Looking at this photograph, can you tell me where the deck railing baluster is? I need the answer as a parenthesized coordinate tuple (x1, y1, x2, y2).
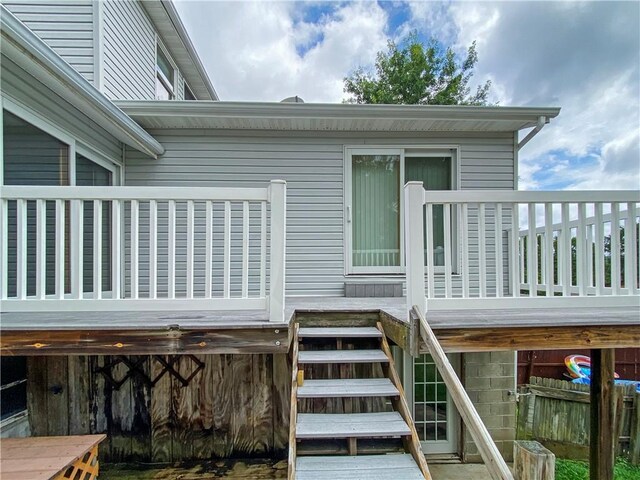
(478, 203, 486, 298)
(93, 200, 102, 300)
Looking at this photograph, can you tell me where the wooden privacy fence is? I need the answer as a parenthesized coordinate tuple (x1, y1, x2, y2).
(517, 376, 640, 464)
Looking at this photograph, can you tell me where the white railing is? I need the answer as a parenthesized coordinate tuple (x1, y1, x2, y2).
(518, 207, 638, 297)
(404, 182, 640, 313)
(0, 180, 287, 322)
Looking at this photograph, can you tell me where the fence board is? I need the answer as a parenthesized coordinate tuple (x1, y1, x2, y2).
(517, 376, 640, 464)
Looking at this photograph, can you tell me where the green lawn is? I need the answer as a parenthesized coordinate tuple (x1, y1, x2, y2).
(556, 458, 640, 480)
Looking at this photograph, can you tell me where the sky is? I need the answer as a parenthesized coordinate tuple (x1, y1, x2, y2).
(174, 1, 640, 192)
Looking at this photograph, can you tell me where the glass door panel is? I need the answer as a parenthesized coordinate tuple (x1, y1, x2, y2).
(76, 154, 113, 295)
(352, 153, 401, 269)
(405, 156, 451, 267)
(411, 352, 459, 454)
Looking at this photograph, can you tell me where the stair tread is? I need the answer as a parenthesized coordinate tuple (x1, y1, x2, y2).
(296, 454, 424, 480)
(296, 412, 410, 439)
(298, 378, 399, 398)
(298, 327, 382, 338)
(298, 349, 388, 364)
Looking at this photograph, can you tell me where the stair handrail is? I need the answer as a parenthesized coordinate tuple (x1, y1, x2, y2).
(412, 305, 514, 480)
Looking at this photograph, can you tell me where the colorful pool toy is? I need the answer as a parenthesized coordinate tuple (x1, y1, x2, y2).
(565, 354, 620, 379)
(565, 355, 639, 393)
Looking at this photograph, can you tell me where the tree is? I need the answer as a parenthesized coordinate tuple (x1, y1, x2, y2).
(343, 33, 492, 105)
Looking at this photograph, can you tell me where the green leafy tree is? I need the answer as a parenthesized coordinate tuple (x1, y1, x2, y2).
(343, 33, 492, 105)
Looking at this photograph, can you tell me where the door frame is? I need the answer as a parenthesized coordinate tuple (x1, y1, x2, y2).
(402, 350, 461, 455)
(343, 145, 461, 276)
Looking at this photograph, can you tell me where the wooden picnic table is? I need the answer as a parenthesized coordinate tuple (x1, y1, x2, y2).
(0, 434, 106, 480)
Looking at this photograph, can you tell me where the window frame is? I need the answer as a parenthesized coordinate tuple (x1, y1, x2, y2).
(1, 96, 122, 186)
(344, 145, 460, 276)
(155, 41, 176, 100)
(0, 97, 121, 425)
(184, 83, 196, 101)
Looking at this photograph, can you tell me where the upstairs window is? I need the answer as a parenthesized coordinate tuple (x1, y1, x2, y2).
(184, 83, 196, 100)
(156, 46, 174, 100)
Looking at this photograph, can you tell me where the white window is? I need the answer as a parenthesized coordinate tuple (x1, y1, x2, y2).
(156, 45, 175, 100)
(345, 146, 459, 275)
(184, 83, 196, 101)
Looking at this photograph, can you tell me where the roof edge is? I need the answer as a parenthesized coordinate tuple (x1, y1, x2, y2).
(141, 1, 218, 101)
(116, 100, 560, 126)
(0, 6, 164, 158)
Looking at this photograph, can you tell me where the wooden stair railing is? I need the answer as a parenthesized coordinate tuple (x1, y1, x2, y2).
(288, 323, 300, 480)
(413, 305, 514, 480)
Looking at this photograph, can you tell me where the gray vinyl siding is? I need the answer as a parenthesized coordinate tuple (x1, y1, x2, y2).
(124, 130, 516, 297)
(102, 0, 156, 100)
(1, 56, 122, 161)
(2, 0, 95, 83)
(2, 57, 123, 299)
(101, 1, 187, 101)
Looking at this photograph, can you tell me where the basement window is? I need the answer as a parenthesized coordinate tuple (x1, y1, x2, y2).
(0, 357, 27, 422)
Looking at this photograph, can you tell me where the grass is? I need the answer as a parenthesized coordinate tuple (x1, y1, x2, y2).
(556, 458, 640, 480)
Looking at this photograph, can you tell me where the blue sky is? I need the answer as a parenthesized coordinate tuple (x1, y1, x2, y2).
(175, 1, 639, 192)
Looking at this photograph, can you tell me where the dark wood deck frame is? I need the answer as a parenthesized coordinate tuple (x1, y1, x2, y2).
(1, 297, 638, 356)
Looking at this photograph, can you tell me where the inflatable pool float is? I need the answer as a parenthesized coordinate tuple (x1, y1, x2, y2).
(565, 355, 639, 393)
(565, 354, 620, 379)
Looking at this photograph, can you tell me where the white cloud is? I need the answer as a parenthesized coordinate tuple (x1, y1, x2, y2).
(174, 1, 389, 102)
(440, 1, 640, 191)
(174, 1, 639, 191)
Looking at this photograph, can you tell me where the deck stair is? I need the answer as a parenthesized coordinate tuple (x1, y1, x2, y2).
(288, 322, 431, 480)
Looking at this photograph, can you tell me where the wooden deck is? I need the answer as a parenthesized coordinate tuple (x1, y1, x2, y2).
(0, 296, 638, 355)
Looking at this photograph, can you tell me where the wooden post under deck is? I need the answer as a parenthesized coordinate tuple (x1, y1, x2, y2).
(590, 348, 615, 480)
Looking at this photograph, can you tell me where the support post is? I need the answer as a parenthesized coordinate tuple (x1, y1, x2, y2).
(269, 180, 287, 322)
(404, 182, 426, 319)
(590, 348, 615, 480)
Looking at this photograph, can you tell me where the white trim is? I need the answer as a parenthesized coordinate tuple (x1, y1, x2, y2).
(0, 96, 4, 186)
(0, 6, 163, 157)
(76, 144, 120, 175)
(426, 295, 640, 310)
(2, 97, 122, 186)
(75, 145, 120, 188)
(403, 351, 460, 455)
(2, 96, 74, 146)
(2, 186, 270, 201)
(344, 145, 460, 275)
(421, 190, 640, 204)
(117, 100, 561, 124)
(156, 38, 177, 99)
(0, 297, 268, 313)
(92, 0, 104, 91)
(513, 131, 519, 189)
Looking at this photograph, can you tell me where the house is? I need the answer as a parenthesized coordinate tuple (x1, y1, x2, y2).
(1, 1, 638, 478)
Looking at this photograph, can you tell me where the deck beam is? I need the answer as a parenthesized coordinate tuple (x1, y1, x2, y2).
(0, 325, 290, 356)
(430, 324, 640, 353)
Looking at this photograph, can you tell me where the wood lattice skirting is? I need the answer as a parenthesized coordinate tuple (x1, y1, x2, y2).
(95, 354, 204, 389)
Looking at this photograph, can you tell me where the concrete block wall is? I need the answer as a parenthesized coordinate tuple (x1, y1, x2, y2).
(463, 351, 516, 462)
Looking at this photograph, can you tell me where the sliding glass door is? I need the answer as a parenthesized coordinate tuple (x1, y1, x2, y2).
(346, 148, 455, 274)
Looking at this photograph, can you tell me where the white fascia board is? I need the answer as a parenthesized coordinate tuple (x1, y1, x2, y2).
(142, 0, 218, 101)
(0, 6, 164, 158)
(116, 100, 561, 129)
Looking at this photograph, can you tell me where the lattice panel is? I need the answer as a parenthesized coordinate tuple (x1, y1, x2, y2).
(95, 354, 204, 390)
(54, 445, 99, 480)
